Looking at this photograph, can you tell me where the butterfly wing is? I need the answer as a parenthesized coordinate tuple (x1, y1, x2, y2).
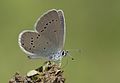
(19, 9, 65, 59)
(36, 9, 65, 51)
(57, 10, 65, 50)
(35, 10, 65, 54)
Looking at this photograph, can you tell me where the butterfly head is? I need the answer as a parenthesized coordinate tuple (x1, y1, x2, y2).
(61, 50, 68, 57)
(62, 50, 74, 60)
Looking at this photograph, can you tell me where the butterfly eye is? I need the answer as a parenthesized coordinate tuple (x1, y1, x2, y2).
(62, 51, 64, 56)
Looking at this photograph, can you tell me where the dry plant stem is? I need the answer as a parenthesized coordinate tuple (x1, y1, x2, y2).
(9, 61, 65, 83)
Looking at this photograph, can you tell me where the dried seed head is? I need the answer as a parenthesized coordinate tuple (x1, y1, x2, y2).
(9, 61, 65, 83)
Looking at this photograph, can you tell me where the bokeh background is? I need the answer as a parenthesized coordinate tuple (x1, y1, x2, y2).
(0, 0, 120, 83)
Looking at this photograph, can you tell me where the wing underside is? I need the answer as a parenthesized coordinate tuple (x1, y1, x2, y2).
(19, 9, 65, 59)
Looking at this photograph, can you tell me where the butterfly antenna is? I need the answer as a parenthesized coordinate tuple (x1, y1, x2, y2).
(67, 49, 81, 53)
(61, 50, 75, 69)
(61, 57, 69, 69)
(67, 51, 75, 61)
(66, 48, 82, 61)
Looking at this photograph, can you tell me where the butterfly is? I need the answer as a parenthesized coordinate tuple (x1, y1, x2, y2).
(18, 9, 68, 61)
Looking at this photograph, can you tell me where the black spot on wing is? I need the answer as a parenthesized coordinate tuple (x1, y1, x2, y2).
(31, 51, 34, 53)
(54, 30, 57, 32)
(49, 21, 51, 23)
(44, 27, 46, 29)
(46, 42, 49, 44)
(29, 48, 31, 50)
(42, 19, 58, 32)
(46, 23, 48, 25)
(41, 30, 44, 32)
(37, 34, 40, 39)
(33, 46, 35, 48)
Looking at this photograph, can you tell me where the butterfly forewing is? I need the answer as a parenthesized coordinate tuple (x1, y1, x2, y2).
(35, 10, 64, 53)
(57, 10, 65, 50)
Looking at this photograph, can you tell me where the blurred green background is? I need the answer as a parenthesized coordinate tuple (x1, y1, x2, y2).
(0, 0, 120, 83)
